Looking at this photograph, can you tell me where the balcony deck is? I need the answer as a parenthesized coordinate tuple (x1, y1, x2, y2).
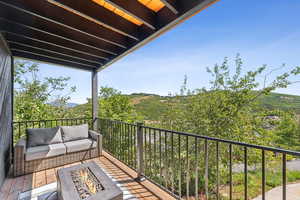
(0, 151, 175, 200)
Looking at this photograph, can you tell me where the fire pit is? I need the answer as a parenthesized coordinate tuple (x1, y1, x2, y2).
(57, 161, 123, 200)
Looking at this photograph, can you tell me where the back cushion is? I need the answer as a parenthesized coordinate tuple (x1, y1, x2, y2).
(27, 127, 63, 147)
(60, 124, 89, 142)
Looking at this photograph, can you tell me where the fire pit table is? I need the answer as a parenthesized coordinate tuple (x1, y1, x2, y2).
(57, 161, 123, 200)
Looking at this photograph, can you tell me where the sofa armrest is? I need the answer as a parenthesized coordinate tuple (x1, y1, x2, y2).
(14, 138, 26, 176)
(88, 130, 102, 156)
(88, 130, 100, 141)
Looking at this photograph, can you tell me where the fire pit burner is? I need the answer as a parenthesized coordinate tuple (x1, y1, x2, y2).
(70, 167, 104, 200)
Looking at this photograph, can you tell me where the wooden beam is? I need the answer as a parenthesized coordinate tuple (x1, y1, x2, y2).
(2, 32, 106, 63)
(105, 0, 157, 30)
(11, 49, 97, 68)
(0, 29, 112, 61)
(12, 50, 96, 71)
(8, 42, 102, 66)
(160, 0, 179, 14)
(91, 70, 99, 130)
(0, 0, 131, 48)
(0, 18, 119, 56)
(47, 0, 147, 40)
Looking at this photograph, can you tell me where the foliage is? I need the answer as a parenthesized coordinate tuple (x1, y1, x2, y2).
(160, 55, 300, 148)
(69, 86, 143, 122)
(99, 86, 143, 122)
(14, 61, 76, 121)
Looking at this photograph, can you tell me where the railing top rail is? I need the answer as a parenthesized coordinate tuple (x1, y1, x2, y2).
(99, 118, 138, 126)
(141, 125, 300, 156)
(13, 117, 93, 124)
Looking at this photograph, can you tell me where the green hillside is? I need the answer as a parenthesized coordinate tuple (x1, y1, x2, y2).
(257, 93, 300, 114)
(70, 92, 300, 121)
(128, 92, 300, 120)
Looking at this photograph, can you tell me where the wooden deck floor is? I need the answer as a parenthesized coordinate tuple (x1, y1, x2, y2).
(0, 152, 175, 200)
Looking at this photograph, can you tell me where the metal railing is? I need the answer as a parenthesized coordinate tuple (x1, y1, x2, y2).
(99, 118, 300, 200)
(13, 118, 93, 144)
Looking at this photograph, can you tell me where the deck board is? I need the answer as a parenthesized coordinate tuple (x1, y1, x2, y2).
(0, 153, 175, 200)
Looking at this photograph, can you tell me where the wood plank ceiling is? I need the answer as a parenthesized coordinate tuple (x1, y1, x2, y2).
(0, 0, 217, 71)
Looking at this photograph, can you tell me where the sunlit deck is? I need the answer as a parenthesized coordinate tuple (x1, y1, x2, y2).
(0, 151, 175, 200)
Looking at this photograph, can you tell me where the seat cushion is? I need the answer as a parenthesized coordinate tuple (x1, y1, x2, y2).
(26, 127, 63, 147)
(64, 139, 97, 153)
(60, 124, 89, 142)
(26, 143, 66, 161)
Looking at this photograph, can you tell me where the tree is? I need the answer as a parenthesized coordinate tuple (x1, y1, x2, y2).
(14, 60, 76, 121)
(161, 55, 300, 146)
(99, 86, 142, 122)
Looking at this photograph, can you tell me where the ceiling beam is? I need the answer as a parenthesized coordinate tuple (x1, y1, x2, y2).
(8, 41, 102, 65)
(0, 18, 119, 56)
(2, 32, 109, 62)
(160, 0, 179, 14)
(47, 0, 150, 40)
(0, 0, 131, 48)
(0, 17, 123, 55)
(11, 48, 97, 68)
(105, 0, 157, 30)
(12, 50, 96, 71)
(0, 24, 113, 59)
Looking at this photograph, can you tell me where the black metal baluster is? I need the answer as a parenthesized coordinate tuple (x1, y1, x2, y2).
(229, 144, 233, 200)
(149, 128, 152, 177)
(204, 139, 208, 199)
(195, 137, 199, 200)
(129, 124, 132, 167)
(244, 147, 248, 200)
(159, 129, 162, 184)
(178, 134, 182, 198)
(134, 125, 137, 169)
(216, 141, 220, 200)
(283, 153, 286, 200)
(165, 131, 168, 188)
(171, 132, 174, 192)
(144, 128, 147, 176)
(262, 150, 265, 200)
(186, 135, 189, 199)
(154, 129, 157, 180)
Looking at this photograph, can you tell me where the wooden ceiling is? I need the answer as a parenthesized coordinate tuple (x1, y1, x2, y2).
(0, 0, 217, 71)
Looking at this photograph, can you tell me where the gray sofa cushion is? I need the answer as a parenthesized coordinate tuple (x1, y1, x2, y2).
(25, 143, 66, 161)
(27, 127, 63, 147)
(64, 139, 97, 153)
(60, 124, 89, 142)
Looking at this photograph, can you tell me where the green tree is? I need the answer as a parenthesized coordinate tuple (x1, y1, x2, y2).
(161, 55, 300, 146)
(69, 86, 143, 122)
(99, 86, 142, 122)
(14, 60, 76, 121)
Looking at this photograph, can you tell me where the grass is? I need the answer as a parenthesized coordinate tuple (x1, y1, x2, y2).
(220, 167, 300, 199)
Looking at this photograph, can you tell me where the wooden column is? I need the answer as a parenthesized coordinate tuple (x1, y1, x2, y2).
(91, 69, 98, 130)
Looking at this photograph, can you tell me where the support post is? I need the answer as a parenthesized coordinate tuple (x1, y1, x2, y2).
(91, 69, 98, 131)
(136, 122, 144, 181)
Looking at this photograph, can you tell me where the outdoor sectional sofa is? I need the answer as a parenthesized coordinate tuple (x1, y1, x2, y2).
(13, 124, 102, 176)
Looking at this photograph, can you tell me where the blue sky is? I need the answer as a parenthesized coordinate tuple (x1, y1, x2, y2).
(17, 0, 300, 104)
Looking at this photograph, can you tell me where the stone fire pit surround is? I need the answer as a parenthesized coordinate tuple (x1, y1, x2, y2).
(57, 161, 123, 200)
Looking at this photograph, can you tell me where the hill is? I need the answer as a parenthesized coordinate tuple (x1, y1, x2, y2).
(128, 92, 300, 120)
(70, 92, 300, 121)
